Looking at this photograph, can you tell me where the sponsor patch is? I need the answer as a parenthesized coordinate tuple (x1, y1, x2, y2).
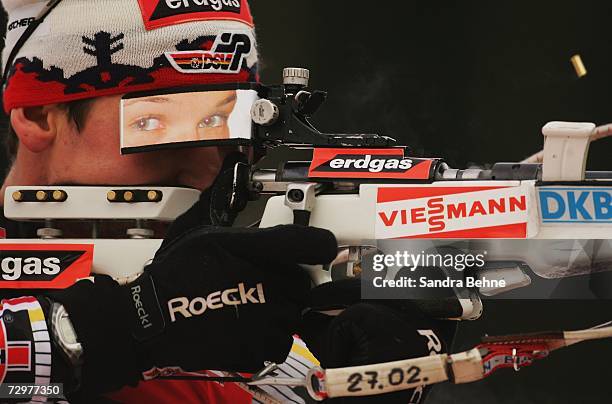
(0, 245, 93, 289)
(538, 187, 612, 223)
(137, 0, 253, 30)
(0, 297, 47, 384)
(0, 321, 32, 383)
(128, 273, 165, 341)
(167, 282, 265, 322)
(375, 186, 529, 239)
(0, 341, 31, 370)
(165, 30, 253, 74)
(308, 148, 435, 180)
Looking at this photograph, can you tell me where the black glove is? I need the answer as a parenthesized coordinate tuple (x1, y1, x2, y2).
(49, 224, 337, 397)
(300, 280, 456, 404)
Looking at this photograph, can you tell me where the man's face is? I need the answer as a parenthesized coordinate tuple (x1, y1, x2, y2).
(122, 90, 237, 148)
(46, 94, 226, 190)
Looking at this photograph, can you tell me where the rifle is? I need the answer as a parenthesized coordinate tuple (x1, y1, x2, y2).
(2, 67, 612, 314)
(153, 321, 612, 401)
(1, 68, 611, 398)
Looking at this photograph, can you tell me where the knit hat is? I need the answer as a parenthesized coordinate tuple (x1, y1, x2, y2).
(1, 0, 258, 113)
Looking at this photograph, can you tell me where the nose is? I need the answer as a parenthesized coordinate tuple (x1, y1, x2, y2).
(172, 146, 225, 191)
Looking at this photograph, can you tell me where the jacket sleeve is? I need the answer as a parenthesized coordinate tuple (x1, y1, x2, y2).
(0, 296, 76, 397)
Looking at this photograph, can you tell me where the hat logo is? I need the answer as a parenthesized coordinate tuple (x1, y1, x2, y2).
(151, 0, 241, 21)
(165, 31, 252, 74)
(136, 0, 253, 31)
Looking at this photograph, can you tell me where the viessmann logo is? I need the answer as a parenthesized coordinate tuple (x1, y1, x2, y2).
(0, 245, 93, 289)
(376, 186, 529, 238)
(308, 148, 435, 180)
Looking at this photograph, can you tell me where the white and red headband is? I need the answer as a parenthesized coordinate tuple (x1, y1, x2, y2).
(1, 0, 258, 113)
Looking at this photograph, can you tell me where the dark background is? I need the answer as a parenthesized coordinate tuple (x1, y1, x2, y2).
(251, 2, 612, 403)
(252, 0, 612, 170)
(1, 1, 612, 402)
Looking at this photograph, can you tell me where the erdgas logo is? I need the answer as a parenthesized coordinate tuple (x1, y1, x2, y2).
(168, 282, 266, 322)
(1, 257, 60, 281)
(153, 0, 241, 19)
(0, 246, 93, 289)
(137, 0, 251, 31)
(165, 31, 252, 74)
(308, 148, 435, 180)
(321, 154, 413, 173)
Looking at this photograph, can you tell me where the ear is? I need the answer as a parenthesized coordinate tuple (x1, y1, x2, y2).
(10, 105, 61, 153)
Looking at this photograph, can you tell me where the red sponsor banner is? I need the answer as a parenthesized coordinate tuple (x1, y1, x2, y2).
(377, 186, 505, 203)
(137, 0, 254, 30)
(308, 148, 435, 180)
(0, 244, 93, 289)
(397, 223, 528, 239)
(376, 186, 529, 239)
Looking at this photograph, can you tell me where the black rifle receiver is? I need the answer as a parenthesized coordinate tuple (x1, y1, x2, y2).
(252, 68, 396, 149)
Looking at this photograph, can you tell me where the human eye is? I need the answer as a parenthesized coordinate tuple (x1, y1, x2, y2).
(130, 116, 164, 131)
(197, 114, 228, 129)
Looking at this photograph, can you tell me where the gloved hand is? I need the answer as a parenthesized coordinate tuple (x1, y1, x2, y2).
(300, 280, 456, 404)
(49, 224, 337, 396)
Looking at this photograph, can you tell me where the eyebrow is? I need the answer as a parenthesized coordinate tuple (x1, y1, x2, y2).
(124, 92, 237, 107)
(124, 96, 170, 106)
(215, 92, 237, 107)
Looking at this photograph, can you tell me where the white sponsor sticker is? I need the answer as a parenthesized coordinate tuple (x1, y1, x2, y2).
(375, 186, 529, 239)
